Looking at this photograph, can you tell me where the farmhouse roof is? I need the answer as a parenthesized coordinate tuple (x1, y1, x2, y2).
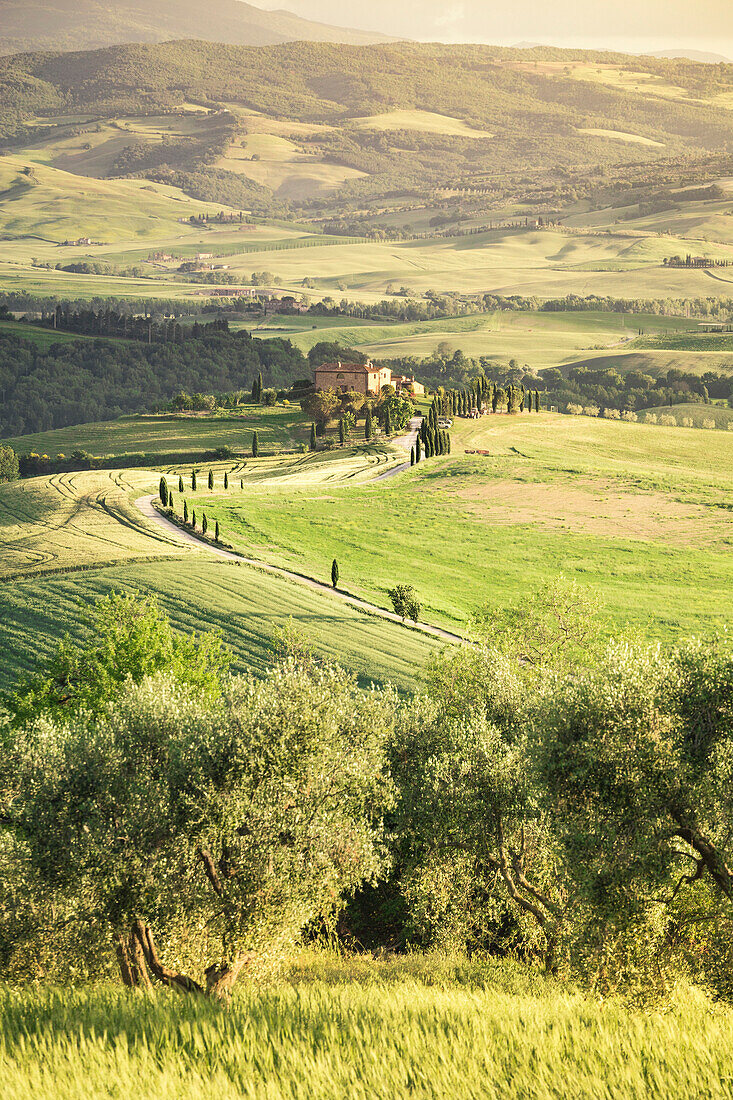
(315, 360, 373, 373)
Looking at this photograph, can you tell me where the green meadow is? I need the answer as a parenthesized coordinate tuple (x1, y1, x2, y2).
(0, 559, 440, 694)
(248, 310, 693, 371)
(183, 412, 733, 638)
(4, 406, 311, 460)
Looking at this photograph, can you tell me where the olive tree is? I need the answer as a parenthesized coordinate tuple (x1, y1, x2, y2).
(540, 637, 733, 935)
(2, 664, 395, 996)
(393, 644, 570, 968)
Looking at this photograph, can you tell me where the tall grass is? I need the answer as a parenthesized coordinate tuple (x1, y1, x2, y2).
(0, 955, 731, 1099)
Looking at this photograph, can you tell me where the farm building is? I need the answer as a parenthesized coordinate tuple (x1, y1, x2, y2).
(315, 360, 392, 396)
(393, 374, 425, 396)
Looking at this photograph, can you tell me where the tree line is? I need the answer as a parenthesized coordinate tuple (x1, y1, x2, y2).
(0, 330, 306, 437)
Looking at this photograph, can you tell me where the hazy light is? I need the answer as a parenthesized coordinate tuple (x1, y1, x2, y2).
(246, 0, 733, 57)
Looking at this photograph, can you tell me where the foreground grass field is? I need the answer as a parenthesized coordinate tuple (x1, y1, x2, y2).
(1, 956, 731, 1100)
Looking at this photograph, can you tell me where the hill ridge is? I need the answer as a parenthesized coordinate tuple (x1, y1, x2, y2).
(0, 0, 395, 56)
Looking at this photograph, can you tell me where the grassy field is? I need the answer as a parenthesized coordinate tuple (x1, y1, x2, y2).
(186, 412, 733, 639)
(351, 109, 493, 137)
(245, 311, 692, 370)
(0, 154, 226, 244)
(0, 320, 92, 346)
(0, 468, 181, 580)
(3, 178, 733, 303)
(0, 955, 730, 1099)
(641, 402, 733, 429)
(5, 407, 312, 460)
(0, 433, 434, 692)
(0, 559, 440, 693)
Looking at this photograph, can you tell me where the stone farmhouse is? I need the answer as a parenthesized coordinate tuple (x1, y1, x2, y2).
(314, 360, 424, 396)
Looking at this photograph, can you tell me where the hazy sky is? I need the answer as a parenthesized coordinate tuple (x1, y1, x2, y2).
(251, 0, 733, 57)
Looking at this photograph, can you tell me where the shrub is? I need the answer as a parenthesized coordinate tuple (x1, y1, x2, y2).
(566, 403, 583, 415)
(702, 418, 716, 429)
(602, 407, 621, 420)
(388, 584, 421, 623)
(583, 406, 600, 417)
(621, 410, 637, 422)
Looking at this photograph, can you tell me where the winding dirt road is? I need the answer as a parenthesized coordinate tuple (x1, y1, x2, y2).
(136, 494, 465, 646)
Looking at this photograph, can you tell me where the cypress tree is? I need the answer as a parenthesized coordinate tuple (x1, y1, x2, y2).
(415, 436, 421, 463)
(191, 469, 197, 491)
(240, 478, 244, 489)
(168, 491, 174, 513)
(331, 559, 339, 588)
(252, 431, 259, 458)
(192, 509, 196, 529)
(215, 520, 220, 542)
(310, 422, 317, 450)
(384, 406, 392, 435)
(410, 446, 415, 466)
(339, 417, 345, 445)
(178, 474, 184, 493)
(158, 477, 168, 507)
(535, 390, 540, 412)
(447, 433, 451, 453)
(364, 407, 373, 441)
(202, 513, 208, 536)
(208, 470, 214, 490)
(223, 471, 228, 490)
(183, 500, 188, 524)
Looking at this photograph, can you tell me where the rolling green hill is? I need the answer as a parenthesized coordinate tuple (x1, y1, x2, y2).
(3, 41, 733, 317)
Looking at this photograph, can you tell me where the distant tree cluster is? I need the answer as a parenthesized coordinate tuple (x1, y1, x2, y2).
(0, 330, 306, 436)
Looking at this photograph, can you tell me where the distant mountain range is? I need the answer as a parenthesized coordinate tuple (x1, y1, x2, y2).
(0, 0, 395, 55)
(647, 49, 732, 64)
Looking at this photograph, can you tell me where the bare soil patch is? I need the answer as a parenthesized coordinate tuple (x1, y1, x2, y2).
(449, 476, 729, 546)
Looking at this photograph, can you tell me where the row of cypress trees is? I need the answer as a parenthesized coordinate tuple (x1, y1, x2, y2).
(438, 380, 542, 417)
(412, 400, 451, 464)
(179, 500, 220, 542)
(156, 478, 222, 544)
